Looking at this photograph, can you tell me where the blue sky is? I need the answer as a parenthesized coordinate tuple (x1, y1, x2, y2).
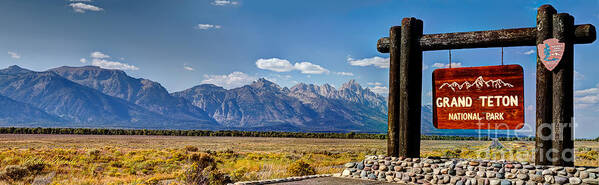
(1, 0, 598, 137)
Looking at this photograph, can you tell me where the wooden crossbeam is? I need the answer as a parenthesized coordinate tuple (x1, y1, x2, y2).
(379, 4, 595, 166)
(377, 24, 595, 52)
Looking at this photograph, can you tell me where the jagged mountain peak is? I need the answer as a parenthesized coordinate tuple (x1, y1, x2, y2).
(252, 78, 274, 85)
(292, 82, 308, 87)
(0, 65, 498, 135)
(190, 84, 227, 91)
(0, 65, 33, 75)
(340, 79, 361, 90)
(290, 82, 315, 90)
(49, 65, 215, 123)
(53, 65, 107, 72)
(6, 65, 27, 70)
(0, 66, 168, 124)
(321, 83, 335, 89)
(250, 78, 283, 91)
(52, 65, 129, 79)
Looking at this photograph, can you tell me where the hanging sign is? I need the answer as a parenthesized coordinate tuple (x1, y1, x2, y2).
(432, 65, 524, 130)
(537, 38, 565, 71)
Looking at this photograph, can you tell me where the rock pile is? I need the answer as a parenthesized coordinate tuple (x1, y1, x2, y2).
(341, 155, 599, 185)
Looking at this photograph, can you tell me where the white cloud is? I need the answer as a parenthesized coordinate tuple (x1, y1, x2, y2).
(211, 0, 239, 6)
(369, 86, 389, 95)
(256, 58, 330, 74)
(195, 24, 221, 30)
(69, 0, 92, 2)
(183, 65, 194, 71)
(432, 62, 462, 68)
(202, 71, 256, 89)
(90, 51, 110, 59)
(575, 83, 599, 109)
(256, 58, 295, 72)
(575, 85, 599, 97)
(523, 49, 535, 55)
(85, 51, 138, 70)
(69, 3, 103, 13)
(367, 82, 382, 86)
(91, 59, 139, 70)
(335, 72, 354, 76)
(347, 56, 389, 68)
(7, 51, 20, 59)
(294, 62, 329, 74)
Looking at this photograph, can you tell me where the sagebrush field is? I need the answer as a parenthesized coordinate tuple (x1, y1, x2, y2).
(0, 134, 597, 184)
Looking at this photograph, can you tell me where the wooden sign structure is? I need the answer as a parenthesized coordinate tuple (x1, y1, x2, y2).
(432, 65, 524, 130)
(376, 5, 595, 166)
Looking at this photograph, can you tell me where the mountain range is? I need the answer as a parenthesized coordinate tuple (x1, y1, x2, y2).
(0, 65, 514, 135)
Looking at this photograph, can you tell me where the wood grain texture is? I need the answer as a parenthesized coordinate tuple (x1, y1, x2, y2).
(432, 65, 524, 130)
(387, 26, 401, 157)
(398, 17, 422, 158)
(376, 24, 595, 53)
(551, 13, 575, 167)
(535, 4, 555, 166)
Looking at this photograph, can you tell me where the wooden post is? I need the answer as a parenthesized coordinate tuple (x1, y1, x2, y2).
(398, 18, 423, 158)
(552, 13, 575, 167)
(377, 5, 595, 163)
(388, 26, 401, 157)
(535, 4, 555, 166)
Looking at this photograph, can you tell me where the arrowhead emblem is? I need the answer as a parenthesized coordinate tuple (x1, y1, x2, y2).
(537, 38, 565, 71)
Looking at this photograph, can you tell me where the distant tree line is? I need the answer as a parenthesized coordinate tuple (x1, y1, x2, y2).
(0, 127, 387, 139)
(1, 127, 591, 141)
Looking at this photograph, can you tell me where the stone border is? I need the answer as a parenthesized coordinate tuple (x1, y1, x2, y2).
(229, 174, 332, 185)
(340, 155, 599, 185)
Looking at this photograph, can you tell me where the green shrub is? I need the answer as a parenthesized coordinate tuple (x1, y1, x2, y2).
(287, 160, 316, 176)
(443, 149, 461, 158)
(577, 150, 598, 161)
(189, 153, 202, 162)
(109, 161, 123, 168)
(180, 153, 231, 185)
(88, 149, 101, 160)
(171, 151, 186, 162)
(22, 157, 46, 174)
(1, 165, 29, 181)
(479, 151, 487, 158)
(185, 146, 199, 152)
(145, 176, 161, 185)
(230, 167, 248, 182)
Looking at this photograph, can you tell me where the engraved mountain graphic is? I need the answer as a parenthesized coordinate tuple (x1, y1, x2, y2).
(439, 76, 514, 92)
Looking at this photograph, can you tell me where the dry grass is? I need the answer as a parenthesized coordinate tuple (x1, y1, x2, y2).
(0, 134, 596, 184)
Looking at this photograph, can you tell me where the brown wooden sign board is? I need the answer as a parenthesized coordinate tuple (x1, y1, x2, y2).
(432, 65, 524, 129)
